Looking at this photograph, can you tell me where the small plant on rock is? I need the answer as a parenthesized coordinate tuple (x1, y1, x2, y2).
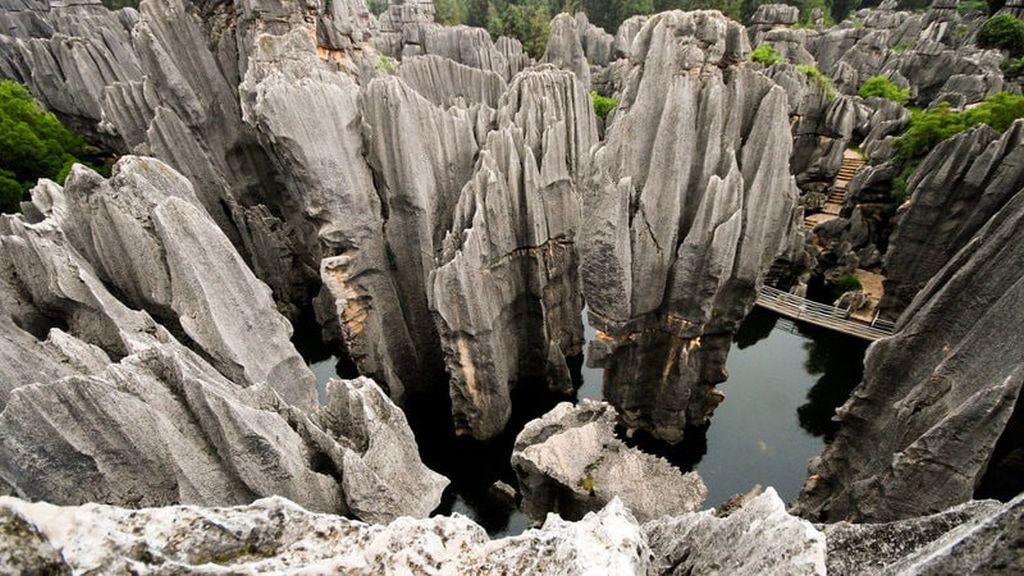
(591, 91, 618, 121)
(797, 64, 837, 100)
(750, 44, 784, 66)
(858, 75, 910, 105)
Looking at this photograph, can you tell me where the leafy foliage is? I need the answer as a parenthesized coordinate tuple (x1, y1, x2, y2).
(591, 91, 619, 119)
(831, 273, 862, 293)
(750, 43, 784, 65)
(858, 75, 909, 105)
(796, 64, 836, 99)
(376, 54, 398, 73)
(427, 0, 862, 61)
(1003, 55, 1024, 78)
(0, 81, 91, 214)
(977, 14, 1024, 56)
(895, 93, 1024, 161)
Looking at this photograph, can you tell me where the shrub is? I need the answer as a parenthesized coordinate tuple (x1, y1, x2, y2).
(858, 75, 910, 105)
(977, 15, 1024, 56)
(797, 64, 836, 100)
(750, 44, 784, 66)
(895, 92, 1024, 160)
(591, 91, 619, 120)
(1002, 56, 1024, 77)
(0, 80, 90, 213)
(375, 54, 397, 73)
(831, 273, 862, 293)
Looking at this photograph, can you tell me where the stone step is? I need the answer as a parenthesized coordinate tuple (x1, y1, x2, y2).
(822, 204, 842, 215)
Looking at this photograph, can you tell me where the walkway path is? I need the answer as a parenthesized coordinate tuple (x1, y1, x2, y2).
(803, 150, 867, 231)
(755, 285, 895, 341)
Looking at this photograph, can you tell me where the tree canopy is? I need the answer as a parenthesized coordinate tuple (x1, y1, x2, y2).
(0, 81, 94, 214)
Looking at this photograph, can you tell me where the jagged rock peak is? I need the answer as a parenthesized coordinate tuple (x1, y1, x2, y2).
(580, 9, 799, 443)
(428, 65, 595, 439)
(542, 12, 591, 88)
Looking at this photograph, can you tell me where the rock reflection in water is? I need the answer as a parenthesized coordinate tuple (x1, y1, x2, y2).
(580, 307, 867, 510)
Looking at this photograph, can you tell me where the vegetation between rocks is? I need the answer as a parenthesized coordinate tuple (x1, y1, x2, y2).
(858, 75, 909, 105)
(591, 91, 619, 120)
(0, 81, 97, 214)
(750, 43, 784, 65)
(977, 14, 1024, 56)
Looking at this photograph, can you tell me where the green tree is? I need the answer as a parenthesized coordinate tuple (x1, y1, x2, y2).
(0, 81, 91, 213)
(977, 14, 1024, 56)
(488, 0, 553, 57)
(435, 0, 470, 25)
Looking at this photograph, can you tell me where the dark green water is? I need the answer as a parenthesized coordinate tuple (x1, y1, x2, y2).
(304, 307, 868, 536)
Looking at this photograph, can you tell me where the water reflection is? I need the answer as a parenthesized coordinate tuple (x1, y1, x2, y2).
(576, 307, 867, 509)
(301, 305, 867, 534)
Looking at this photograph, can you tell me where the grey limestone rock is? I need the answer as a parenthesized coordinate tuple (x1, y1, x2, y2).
(543, 13, 591, 89)
(53, 157, 318, 409)
(881, 121, 1024, 318)
(613, 14, 647, 59)
(398, 54, 507, 108)
(512, 401, 707, 524)
(822, 498, 1005, 575)
(428, 65, 596, 439)
(793, 182, 1024, 522)
(0, 494, 650, 574)
(645, 487, 826, 576)
(579, 10, 799, 443)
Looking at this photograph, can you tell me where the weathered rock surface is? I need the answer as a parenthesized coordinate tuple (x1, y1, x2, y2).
(0, 156, 445, 522)
(580, 10, 800, 443)
(7, 482, 1017, 574)
(429, 65, 596, 439)
(0, 495, 650, 574)
(645, 487, 826, 575)
(542, 13, 591, 88)
(880, 120, 1024, 318)
(794, 183, 1024, 522)
(55, 157, 317, 409)
(512, 401, 707, 524)
(399, 54, 507, 108)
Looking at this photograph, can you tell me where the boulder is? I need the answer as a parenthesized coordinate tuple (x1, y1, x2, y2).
(511, 401, 707, 523)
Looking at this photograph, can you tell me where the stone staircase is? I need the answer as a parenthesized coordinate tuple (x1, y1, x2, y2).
(804, 150, 866, 230)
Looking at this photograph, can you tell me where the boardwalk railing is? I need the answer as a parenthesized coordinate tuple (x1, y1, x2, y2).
(755, 286, 895, 341)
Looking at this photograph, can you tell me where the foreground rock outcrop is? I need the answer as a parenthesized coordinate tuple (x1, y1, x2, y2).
(3, 487, 1020, 574)
(512, 401, 706, 523)
(0, 158, 446, 523)
(794, 183, 1024, 522)
(580, 10, 800, 443)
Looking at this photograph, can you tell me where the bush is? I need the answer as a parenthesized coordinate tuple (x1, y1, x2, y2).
(831, 273, 862, 293)
(858, 75, 910, 105)
(591, 91, 618, 120)
(796, 64, 836, 100)
(895, 92, 1024, 161)
(750, 43, 784, 66)
(375, 54, 397, 73)
(1003, 56, 1024, 77)
(977, 15, 1024, 56)
(0, 80, 91, 214)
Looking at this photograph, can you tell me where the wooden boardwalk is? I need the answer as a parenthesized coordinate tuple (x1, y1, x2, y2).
(755, 286, 895, 341)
